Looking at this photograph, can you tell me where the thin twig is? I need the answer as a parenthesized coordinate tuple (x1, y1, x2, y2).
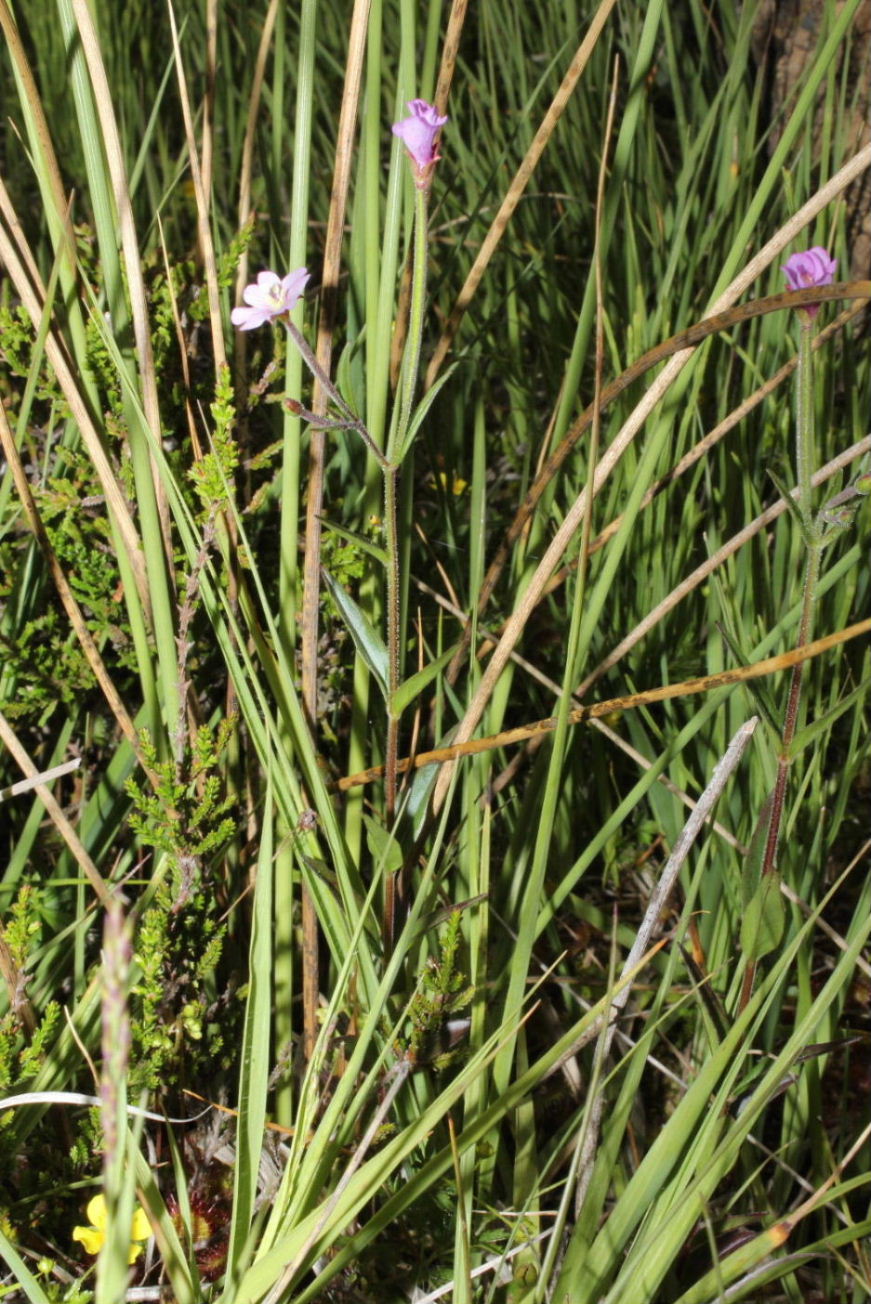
(339, 618, 869, 789)
(570, 719, 757, 1216)
(0, 710, 112, 907)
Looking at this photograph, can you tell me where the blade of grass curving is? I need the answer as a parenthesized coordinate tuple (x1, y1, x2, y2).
(295, 0, 369, 1057)
(0, 397, 160, 788)
(424, 0, 620, 389)
(281, 946, 667, 1304)
(322, 568, 389, 694)
(133, 1146, 198, 1304)
(584, 849, 871, 1301)
(64, 0, 181, 737)
(0, 181, 151, 613)
(225, 780, 275, 1282)
(0, 1227, 51, 1304)
(432, 251, 871, 813)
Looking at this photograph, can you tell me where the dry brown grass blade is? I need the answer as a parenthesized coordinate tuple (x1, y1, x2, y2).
(0, 0, 78, 277)
(432, 143, 871, 812)
(580, 300, 867, 566)
(234, 0, 282, 318)
(299, 0, 370, 1059)
(72, 0, 174, 552)
(434, 0, 471, 112)
(576, 431, 871, 697)
(0, 709, 113, 907)
(165, 0, 228, 373)
(424, 0, 621, 391)
(0, 401, 163, 794)
(0, 189, 152, 618)
(339, 617, 871, 790)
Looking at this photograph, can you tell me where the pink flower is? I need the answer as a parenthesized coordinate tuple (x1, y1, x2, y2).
(781, 247, 837, 318)
(231, 268, 310, 330)
(392, 99, 448, 187)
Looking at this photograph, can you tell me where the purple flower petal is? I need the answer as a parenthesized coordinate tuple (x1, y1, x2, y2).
(781, 246, 837, 319)
(781, 247, 837, 293)
(392, 99, 448, 185)
(232, 267, 310, 330)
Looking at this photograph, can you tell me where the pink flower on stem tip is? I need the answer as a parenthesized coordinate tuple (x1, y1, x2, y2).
(781, 246, 837, 318)
(392, 99, 448, 186)
(231, 268, 310, 330)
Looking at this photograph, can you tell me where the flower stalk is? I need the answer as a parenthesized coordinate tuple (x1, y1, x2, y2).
(739, 247, 835, 1011)
(232, 98, 446, 954)
(382, 111, 443, 947)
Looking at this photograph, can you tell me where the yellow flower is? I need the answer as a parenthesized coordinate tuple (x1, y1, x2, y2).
(72, 1194, 151, 1264)
(435, 471, 468, 496)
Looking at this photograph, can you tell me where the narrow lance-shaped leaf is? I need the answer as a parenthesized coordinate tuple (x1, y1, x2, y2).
(322, 569, 388, 696)
(740, 870, 786, 962)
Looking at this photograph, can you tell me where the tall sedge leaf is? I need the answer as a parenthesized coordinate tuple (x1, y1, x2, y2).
(224, 785, 275, 1288)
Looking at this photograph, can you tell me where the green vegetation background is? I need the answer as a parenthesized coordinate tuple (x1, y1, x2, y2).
(0, 1, 869, 1301)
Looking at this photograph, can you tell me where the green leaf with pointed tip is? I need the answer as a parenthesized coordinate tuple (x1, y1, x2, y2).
(716, 621, 781, 744)
(741, 793, 774, 911)
(363, 814, 403, 874)
(322, 569, 388, 696)
(740, 871, 785, 962)
(789, 679, 868, 757)
(335, 331, 365, 421)
(767, 467, 816, 544)
(320, 516, 389, 566)
(396, 363, 460, 464)
(390, 645, 458, 717)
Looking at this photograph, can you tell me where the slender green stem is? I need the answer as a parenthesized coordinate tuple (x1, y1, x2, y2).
(759, 540, 822, 865)
(382, 179, 430, 951)
(278, 183, 425, 950)
(383, 465, 401, 813)
(740, 313, 821, 1011)
(284, 320, 391, 468)
(382, 463, 401, 952)
(794, 315, 817, 532)
(388, 184, 429, 464)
